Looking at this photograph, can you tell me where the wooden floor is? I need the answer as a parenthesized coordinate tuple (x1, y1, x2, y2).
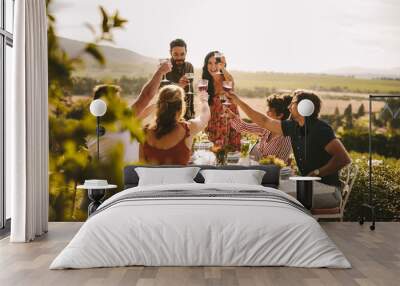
(0, 222, 399, 286)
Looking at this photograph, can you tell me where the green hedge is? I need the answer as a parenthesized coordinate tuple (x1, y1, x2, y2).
(340, 130, 400, 159)
(343, 152, 400, 221)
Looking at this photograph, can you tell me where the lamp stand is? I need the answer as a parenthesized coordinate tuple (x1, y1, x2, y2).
(304, 117, 308, 162)
(95, 117, 106, 161)
(359, 96, 376, 231)
(96, 117, 100, 161)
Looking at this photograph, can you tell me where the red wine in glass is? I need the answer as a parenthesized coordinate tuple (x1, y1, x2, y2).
(197, 79, 209, 92)
(223, 81, 233, 93)
(198, 85, 208, 92)
(223, 85, 232, 92)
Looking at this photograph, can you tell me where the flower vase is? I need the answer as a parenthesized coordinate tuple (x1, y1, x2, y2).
(215, 151, 227, 166)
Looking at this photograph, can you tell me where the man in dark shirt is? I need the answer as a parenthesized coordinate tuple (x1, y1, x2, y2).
(164, 38, 195, 120)
(280, 91, 342, 186)
(226, 90, 351, 207)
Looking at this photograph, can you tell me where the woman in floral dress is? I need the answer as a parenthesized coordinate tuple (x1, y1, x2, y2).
(201, 51, 241, 150)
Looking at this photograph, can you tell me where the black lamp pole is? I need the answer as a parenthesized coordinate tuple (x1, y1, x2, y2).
(95, 116, 106, 161)
(96, 116, 100, 161)
(304, 116, 308, 162)
(359, 95, 376, 230)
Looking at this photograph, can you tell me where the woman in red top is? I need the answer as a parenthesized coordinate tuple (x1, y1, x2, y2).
(202, 51, 241, 151)
(140, 85, 211, 165)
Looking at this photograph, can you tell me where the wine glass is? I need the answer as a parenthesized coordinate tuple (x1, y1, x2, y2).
(240, 139, 250, 158)
(197, 79, 209, 93)
(214, 52, 223, 75)
(185, 72, 195, 94)
(223, 81, 233, 93)
(219, 94, 228, 105)
(159, 58, 170, 84)
(221, 81, 233, 107)
(219, 93, 230, 120)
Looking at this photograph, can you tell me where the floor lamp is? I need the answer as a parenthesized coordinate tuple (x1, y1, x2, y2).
(289, 99, 318, 210)
(358, 94, 395, 231)
(89, 99, 107, 161)
(298, 99, 315, 161)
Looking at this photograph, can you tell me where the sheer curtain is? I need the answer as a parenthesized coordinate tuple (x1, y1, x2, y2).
(8, 0, 49, 242)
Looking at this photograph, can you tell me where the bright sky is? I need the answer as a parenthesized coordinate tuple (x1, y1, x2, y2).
(51, 0, 400, 73)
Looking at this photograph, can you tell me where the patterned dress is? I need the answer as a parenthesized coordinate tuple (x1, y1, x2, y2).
(206, 95, 241, 151)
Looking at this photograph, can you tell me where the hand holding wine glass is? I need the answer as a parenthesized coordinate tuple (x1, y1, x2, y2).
(223, 81, 233, 93)
(178, 75, 189, 89)
(185, 72, 195, 93)
(220, 56, 226, 67)
(225, 91, 239, 105)
(197, 79, 209, 93)
(198, 91, 209, 103)
(221, 81, 233, 107)
(196, 79, 209, 102)
(159, 58, 172, 83)
(218, 56, 227, 73)
(214, 52, 224, 75)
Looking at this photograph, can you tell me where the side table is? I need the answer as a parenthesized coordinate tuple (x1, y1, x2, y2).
(289, 176, 321, 210)
(77, 183, 117, 216)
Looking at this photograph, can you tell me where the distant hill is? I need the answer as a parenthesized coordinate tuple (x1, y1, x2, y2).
(58, 37, 158, 78)
(58, 37, 400, 94)
(323, 67, 400, 79)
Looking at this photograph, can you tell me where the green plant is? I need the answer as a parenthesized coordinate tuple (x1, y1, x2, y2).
(343, 152, 400, 221)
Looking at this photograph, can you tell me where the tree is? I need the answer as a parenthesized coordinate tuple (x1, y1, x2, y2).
(332, 106, 342, 130)
(343, 103, 353, 129)
(356, 103, 365, 118)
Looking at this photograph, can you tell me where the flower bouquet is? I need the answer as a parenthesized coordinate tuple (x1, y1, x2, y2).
(258, 155, 286, 168)
(210, 141, 236, 166)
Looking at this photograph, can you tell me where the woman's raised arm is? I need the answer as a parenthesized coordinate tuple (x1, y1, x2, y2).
(189, 92, 211, 134)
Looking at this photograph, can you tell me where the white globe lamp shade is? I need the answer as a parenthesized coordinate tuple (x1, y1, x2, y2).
(90, 99, 107, 117)
(298, 99, 315, 117)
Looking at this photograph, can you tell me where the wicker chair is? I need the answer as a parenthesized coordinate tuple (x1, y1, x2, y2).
(312, 163, 359, 221)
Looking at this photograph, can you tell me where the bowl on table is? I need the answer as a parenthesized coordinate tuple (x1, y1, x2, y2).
(227, 152, 241, 164)
(280, 167, 293, 180)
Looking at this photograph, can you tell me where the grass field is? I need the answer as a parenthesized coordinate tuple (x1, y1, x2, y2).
(75, 69, 400, 96)
(72, 70, 396, 118)
(188, 70, 400, 94)
(229, 71, 400, 94)
(73, 93, 384, 126)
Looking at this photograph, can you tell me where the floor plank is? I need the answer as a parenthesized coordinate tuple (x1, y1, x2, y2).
(0, 222, 399, 286)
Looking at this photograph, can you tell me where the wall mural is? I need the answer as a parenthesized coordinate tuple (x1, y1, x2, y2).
(47, 0, 400, 222)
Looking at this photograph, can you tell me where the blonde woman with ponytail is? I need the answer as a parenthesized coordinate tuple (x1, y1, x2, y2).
(140, 85, 211, 165)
